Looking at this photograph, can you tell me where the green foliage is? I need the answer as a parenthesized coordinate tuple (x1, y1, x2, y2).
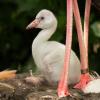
(0, 0, 100, 73)
(91, 21, 100, 37)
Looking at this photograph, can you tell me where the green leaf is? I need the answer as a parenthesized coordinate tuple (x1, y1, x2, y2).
(91, 21, 100, 37)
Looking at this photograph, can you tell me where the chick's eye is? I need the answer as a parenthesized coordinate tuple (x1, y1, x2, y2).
(41, 17, 44, 20)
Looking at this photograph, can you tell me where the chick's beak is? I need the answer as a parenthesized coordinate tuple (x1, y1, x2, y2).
(26, 19, 40, 29)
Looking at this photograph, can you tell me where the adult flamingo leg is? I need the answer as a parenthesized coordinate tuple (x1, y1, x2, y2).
(57, 0, 73, 97)
(73, 0, 92, 90)
(84, 0, 92, 61)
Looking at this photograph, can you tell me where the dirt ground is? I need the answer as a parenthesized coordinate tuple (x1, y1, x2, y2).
(0, 73, 100, 100)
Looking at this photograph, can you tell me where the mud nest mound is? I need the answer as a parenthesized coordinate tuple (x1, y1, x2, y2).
(0, 73, 100, 100)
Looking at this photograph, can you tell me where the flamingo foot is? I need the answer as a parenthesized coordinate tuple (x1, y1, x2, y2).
(57, 80, 71, 98)
(57, 87, 71, 98)
(74, 73, 91, 90)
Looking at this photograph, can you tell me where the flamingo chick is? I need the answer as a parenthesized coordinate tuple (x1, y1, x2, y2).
(26, 9, 81, 87)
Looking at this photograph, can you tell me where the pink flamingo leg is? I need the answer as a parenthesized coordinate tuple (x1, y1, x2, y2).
(84, 0, 92, 60)
(57, 0, 73, 97)
(73, 0, 91, 90)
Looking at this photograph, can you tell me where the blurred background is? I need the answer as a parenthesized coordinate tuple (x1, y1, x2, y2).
(0, 0, 100, 73)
